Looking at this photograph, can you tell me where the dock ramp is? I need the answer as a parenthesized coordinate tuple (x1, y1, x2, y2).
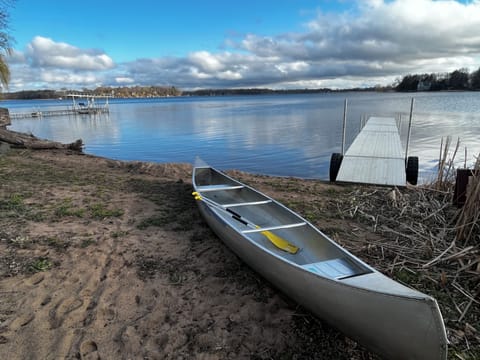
(331, 116, 417, 186)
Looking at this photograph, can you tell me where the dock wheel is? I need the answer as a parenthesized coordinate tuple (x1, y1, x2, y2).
(406, 156, 419, 185)
(329, 153, 343, 182)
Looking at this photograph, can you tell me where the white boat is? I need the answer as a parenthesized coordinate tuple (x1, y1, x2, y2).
(192, 158, 447, 360)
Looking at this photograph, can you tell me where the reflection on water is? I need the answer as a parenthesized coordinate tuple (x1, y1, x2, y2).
(4, 92, 480, 181)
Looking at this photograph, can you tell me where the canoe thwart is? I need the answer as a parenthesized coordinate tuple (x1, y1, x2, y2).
(222, 200, 273, 207)
(196, 184, 244, 192)
(242, 222, 306, 233)
(302, 258, 368, 280)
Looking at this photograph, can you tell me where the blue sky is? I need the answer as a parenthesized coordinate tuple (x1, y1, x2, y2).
(5, 0, 480, 91)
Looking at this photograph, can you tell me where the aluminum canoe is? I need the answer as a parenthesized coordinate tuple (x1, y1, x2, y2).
(192, 158, 447, 360)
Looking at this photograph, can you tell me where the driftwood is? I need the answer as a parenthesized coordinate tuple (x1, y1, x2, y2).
(0, 128, 83, 152)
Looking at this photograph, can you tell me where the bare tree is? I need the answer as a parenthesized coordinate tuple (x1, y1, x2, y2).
(0, 0, 15, 89)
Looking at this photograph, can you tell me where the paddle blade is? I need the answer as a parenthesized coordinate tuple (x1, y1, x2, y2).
(260, 230, 299, 254)
(192, 192, 202, 200)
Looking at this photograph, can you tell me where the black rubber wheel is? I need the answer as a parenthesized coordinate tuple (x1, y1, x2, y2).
(406, 156, 419, 185)
(329, 153, 343, 182)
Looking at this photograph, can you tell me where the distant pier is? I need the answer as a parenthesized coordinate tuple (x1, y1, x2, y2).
(9, 94, 111, 119)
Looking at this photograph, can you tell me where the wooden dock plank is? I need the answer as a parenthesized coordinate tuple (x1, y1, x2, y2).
(336, 116, 406, 186)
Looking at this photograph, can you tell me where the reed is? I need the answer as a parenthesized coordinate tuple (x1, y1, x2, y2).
(331, 181, 479, 355)
(432, 136, 479, 245)
(434, 136, 461, 191)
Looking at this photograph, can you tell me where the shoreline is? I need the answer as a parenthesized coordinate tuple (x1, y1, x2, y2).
(0, 147, 478, 359)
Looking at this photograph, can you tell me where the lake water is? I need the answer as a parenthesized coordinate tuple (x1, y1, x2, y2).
(3, 91, 480, 182)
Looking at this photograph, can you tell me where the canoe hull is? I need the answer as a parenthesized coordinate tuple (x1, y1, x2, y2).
(193, 161, 447, 360)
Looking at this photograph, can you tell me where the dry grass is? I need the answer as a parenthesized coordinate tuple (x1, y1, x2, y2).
(330, 184, 478, 359)
(435, 136, 461, 192)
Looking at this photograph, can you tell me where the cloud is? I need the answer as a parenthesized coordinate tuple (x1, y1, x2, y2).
(6, 49, 26, 64)
(7, 63, 106, 90)
(6, 1, 480, 90)
(243, 0, 480, 66)
(7, 36, 115, 89)
(26, 36, 115, 71)
(114, 77, 135, 84)
(188, 51, 225, 72)
(114, 0, 480, 89)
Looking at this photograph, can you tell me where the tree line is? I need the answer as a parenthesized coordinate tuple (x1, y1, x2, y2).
(3, 86, 378, 100)
(93, 86, 181, 98)
(395, 67, 480, 92)
(2, 86, 182, 100)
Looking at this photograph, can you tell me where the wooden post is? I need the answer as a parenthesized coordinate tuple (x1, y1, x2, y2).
(453, 169, 475, 207)
(341, 98, 347, 155)
(404, 98, 414, 162)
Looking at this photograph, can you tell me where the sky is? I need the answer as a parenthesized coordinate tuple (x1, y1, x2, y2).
(4, 0, 480, 91)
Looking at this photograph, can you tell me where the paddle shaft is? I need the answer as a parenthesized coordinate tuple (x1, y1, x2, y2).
(194, 193, 254, 228)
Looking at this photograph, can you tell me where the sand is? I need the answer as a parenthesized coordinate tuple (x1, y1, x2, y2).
(0, 148, 388, 359)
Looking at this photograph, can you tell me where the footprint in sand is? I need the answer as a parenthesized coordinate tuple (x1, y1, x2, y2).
(80, 340, 100, 360)
(49, 297, 84, 329)
(40, 295, 52, 306)
(24, 273, 44, 286)
(9, 312, 35, 330)
(98, 305, 117, 325)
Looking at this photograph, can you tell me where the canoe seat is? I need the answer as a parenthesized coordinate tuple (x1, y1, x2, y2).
(302, 258, 357, 279)
(196, 184, 244, 192)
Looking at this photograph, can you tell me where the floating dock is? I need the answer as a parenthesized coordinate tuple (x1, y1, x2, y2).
(330, 102, 418, 187)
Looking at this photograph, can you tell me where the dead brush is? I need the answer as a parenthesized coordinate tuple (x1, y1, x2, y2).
(328, 140, 479, 358)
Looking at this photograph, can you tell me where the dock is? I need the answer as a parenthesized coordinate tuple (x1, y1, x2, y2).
(9, 94, 111, 119)
(330, 98, 418, 187)
(335, 117, 407, 186)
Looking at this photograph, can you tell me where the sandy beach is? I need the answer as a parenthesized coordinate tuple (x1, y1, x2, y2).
(0, 148, 376, 359)
(0, 148, 478, 359)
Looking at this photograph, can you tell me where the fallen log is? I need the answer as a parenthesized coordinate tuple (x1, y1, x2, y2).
(0, 128, 83, 152)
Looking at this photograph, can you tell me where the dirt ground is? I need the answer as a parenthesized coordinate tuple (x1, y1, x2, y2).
(0, 148, 477, 359)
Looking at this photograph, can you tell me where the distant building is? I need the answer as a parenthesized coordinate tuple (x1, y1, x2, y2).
(417, 81, 431, 91)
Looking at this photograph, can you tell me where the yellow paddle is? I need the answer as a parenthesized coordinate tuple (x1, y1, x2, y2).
(192, 192, 299, 254)
(254, 225, 299, 254)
